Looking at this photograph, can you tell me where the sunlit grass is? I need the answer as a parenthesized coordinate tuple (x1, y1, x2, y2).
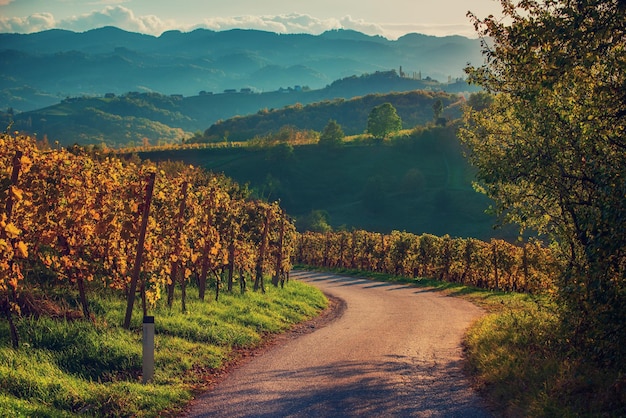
(0, 279, 326, 417)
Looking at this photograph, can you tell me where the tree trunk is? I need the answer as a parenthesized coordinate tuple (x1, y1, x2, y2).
(214, 269, 221, 302)
(239, 269, 247, 293)
(123, 172, 156, 329)
(77, 276, 91, 320)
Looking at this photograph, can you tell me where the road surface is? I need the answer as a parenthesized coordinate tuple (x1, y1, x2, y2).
(184, 270, 492, 417)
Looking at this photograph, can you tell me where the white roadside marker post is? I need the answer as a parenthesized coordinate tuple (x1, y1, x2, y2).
(142, 315, 155, 384)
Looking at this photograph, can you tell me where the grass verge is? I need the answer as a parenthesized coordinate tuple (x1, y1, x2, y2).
(0, 280, 327, 417)
(296, 266, 625, 417)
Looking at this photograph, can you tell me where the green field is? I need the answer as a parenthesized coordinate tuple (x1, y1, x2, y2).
(140, 125, 515, 240)
(0, 281, 327, 417)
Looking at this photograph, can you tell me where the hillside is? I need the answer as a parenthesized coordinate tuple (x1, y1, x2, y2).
(138, 124, 515, 240)
(200, 89, 463, 142)
(0, 27, 484, 113)
(6, 72, 475, 147)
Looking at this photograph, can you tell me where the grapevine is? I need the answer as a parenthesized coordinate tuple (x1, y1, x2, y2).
(0, 132, 297, 344)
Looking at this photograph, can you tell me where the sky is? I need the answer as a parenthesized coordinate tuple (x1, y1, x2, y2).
(0, 0, 502, 39)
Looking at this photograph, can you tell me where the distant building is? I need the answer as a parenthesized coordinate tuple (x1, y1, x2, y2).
(199, 90, 213, 96)
(240, 88, 252, 94)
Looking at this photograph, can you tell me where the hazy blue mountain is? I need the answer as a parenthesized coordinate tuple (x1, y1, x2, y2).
(0, 26, 483, 112)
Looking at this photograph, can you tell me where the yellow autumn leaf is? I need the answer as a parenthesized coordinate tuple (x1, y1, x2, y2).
(7, 277, 19, 291)
(20, 154, 33, 171)
(10, 186, 23, 202)
(90, 210, 101, 221)
(4, 223, 20, 238)
(15, 241, 28, 258)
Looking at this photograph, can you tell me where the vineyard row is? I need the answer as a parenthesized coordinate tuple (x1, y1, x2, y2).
(296, 230, 561, 294)
(1, 133, 296, 346)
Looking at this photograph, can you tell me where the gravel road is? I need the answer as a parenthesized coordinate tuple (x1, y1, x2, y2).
(183, 270, 493, 417)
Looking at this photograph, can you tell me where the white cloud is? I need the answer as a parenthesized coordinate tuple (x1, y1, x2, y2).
(379, 23, 479, 39)
(0, 13, 56, 33)
(59, 6, 172, 34)
(0, 6, 476, 39)
(338, 16, 389, 37)
(195, 13, 343, 36)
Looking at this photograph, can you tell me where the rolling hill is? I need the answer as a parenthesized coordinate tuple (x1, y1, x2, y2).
(135, 123, 514, 240)
(5, 72, 475, 147)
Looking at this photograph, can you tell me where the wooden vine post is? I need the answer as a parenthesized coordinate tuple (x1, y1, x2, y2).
(323, 231, 331, 267)
(492, 240, 500, 291)
(272, 208, 285, 288)
(123, 172, 156, 329)
(167, 181, 188, 308)
(226, 228, 235, 293)
(253, 206, 271, 293)
(3, 151, 23, 348)
(198, 190, 215, 301)
(337, 232, 346, 268)
(350, 230, 358, 270)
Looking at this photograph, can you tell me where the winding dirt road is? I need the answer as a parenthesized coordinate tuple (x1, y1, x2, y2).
(184, 271, 492, 417)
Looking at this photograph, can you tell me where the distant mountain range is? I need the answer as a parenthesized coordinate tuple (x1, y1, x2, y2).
(0, 26, 484, 113)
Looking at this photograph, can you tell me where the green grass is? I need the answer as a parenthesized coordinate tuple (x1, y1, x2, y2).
(0, 280, 327, 417)
(140, 126, 518, 241)
(297, 266, 626, 417)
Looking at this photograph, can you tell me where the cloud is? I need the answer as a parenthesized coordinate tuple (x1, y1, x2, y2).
(195, 13, 343, 36)
(0, 6, 172, 35)
(193, 13, 423, 39)
(0, 13, 56, 33)
(59, 6, 172, 34)
(0, 6, 476, 39)
(379, 23, 479, 39)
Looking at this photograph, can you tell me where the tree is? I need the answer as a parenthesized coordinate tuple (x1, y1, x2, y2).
(460, 0, 626, 367)
(297, 210, 332, 233)
(366, 102, 402, 140)
(432, 99, 444, 123)
(318, 119, 344, 148)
